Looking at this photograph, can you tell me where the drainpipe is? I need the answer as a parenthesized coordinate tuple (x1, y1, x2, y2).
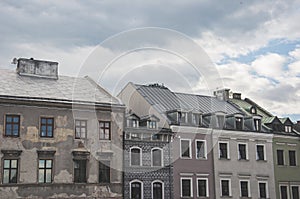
(211, 129, 216, 199)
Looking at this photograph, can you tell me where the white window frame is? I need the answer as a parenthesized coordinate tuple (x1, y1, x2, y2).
(256, 144, 266, 161)
(279, 184, 290, 199)
(195, 139, 207, 160)
(258, 180, 269, 199)
(151, 147, 163, 167)
(197, 177, 209, 197)
(289, 150, 297, 166)
(180, 139, 192, 159)
(130, 146, 142, 166)
(218, 141, 230, 159)
(130, 179, 143, 199)
(220, 178, 232, 197)
(240, 179, 251, 197)
(237, 142, 248, 160)
(285, 125, 292, 133)
(152, 180, 164, 199)
(180, 177, 193, 197)
(148, 121, 157, 129)
(277, 149, 285, 166)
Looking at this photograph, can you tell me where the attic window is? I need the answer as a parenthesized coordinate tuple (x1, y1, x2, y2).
(235, 117, 243, 130)
(179, 112, 188, 124)
(254, 118, 261, 132)
(285, 126, 292, 133)
(216, 115, 225, 129)
(250, 107, 257, 114)
(192, 113, 202, 127)
(148, 121, 157, 129)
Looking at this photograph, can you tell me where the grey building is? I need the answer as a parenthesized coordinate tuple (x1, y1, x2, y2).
(123, 113, 173, 199)
(0, 58, 125, 198)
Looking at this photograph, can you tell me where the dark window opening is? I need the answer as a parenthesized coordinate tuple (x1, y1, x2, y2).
(181, 140, 190, 158)
(257, 145, 265, 160)
(238, 144, 247, 160)
(182, 179, 192, 197)
(259, 182, 267, 198)
(131, 148, 141, 166)
(131, 181, 142, 199)
(99, 121, 110, 140)
(219, 143, 228, 159)
(280, 186, 288, 199)
(277, 150, 284, 165)
(240, 181, 249, 197)
(289, 150, 296, 166)
(152, 149, 162, 167)
(75, 120, 87, 139)
(99, 161, 110, 183)
(292, 186, 299, 199)
(196, 141, 205, 159)
(221, 180, 230, 196)
(40, 117, 54, 137)
(198, 179, 207, 197)
(236, 117, 243, 130)
(153, 182, 163, 199)
(74, 159, 87, 183)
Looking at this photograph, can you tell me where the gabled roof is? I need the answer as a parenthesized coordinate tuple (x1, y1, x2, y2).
(135, 84, 242, 115)
(0, 69, 121, 105)
(279, 117, 293, 125)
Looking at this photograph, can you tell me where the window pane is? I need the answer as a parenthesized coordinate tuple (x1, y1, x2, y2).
(182, 179, 191, 197)
(281, 186, 288, 199)
(259, 182, 267, 198)
(277, 150, 284, 165)
(10, 169, 17, 183)
(153, 149, 162, 166)
(181, 140, 190, 158)
(11, 160, 17, 168)
(38, 170, 44, 183)
(153, 182, 163, 199)
(220, 143, 228, 159)
(4, 160, 10, 168)
(221, 180, 230, 196)
(47, 119, 53, 124)
(241, 181, 248, 197)
(198, 180, 207, 197)
(46, 169, 52, 183)
(13, 117, 19, 123)
(196, 141, 205, 158)
(3, 170, 9, 183)
(292, 186, 299, 199)
(6, 116, 12, 122)
(257, 145, 264, 160)
(131, 182, 141, 199)
(46, 160, 52, 168)
(289, 150, 296, 166)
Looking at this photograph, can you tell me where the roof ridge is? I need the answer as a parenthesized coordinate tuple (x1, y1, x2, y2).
(244, 98, 273, 117)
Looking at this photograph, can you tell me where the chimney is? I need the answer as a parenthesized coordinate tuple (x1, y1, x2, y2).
(297, 121, 300, 124)
(232, 93, 242, 100)
(16, 58, 58, 79)
(213, 88, 230, 101)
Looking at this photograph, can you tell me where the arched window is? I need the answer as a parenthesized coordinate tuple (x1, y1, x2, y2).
(152, 181, 164, 199)
(130, 180, 143, 199)
(151, 148, 163, 167)
(130, 147, 142, 166)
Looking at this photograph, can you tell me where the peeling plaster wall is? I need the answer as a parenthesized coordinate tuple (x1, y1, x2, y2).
(0, 103, 124, 198)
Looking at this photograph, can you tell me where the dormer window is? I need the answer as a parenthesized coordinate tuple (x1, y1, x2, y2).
(254, 118, 261, 132)
(179, 112, 188, 124)
(192, 113, 202, 127)
(235, 117, 243, 130)
(148, 121, 157, 129)
(216, 115, 225, 129)
(126, 114, 140, 128)
(132, 119, 139, 128)
(285, 126, 292, 133)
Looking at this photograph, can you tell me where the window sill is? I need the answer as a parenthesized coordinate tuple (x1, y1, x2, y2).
(256, 160, 267, 162)
(219, 158, 231, 161)
(238, 159, 249, 162)
(180, 157, 192, 159)
(220, 196, 232, 198)
(196, 158, 208, 160)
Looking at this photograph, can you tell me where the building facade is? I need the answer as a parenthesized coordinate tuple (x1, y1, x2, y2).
(0, 58, 125, 198)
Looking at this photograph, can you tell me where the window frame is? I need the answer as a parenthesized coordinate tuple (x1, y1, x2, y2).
(73, 159, 87, 183)
(256, 144, 266, 161)
(291, 185, 300, 199)
(4, 114, 20, 137)
(218, 141, 230, 159)
(237, 142, 248, 160)
(99, 160, 110, 183)
(38, 159, 53, 183)
(148, 120, 157, 129)
(240, 179, 251, 197)
(258, 181, 269, 199)
(235, 116, 244, 130)
(289, 150, 297, 166)
(195, 139, 207, 160)
(180, 177, 193, 197)
(130, 179, 143, 199)
(99, 121, 111, 140)
(2, 159, 19, 184)
(75, 119, 87, 139)
(197, 177, 209, 197)
(279, 184, 289, 199)
(130, 147, 142, 166)
(220, 178, 232, 197)
(180, 139, 192, 159)
(277, 149, 285, 166)
(151, 147, 163, 167)
(152, 180, 164, 199)
(40, 117, 54, 138)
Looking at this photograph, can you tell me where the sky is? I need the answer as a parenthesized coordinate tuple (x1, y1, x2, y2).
(0, 0, 299, 121)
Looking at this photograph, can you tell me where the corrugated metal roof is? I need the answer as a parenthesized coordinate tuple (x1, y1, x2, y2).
(0, 69, 121, 105)
(135, 84, 242, 115)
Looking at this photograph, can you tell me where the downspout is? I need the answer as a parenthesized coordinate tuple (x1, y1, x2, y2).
(211, 129, 216, 199)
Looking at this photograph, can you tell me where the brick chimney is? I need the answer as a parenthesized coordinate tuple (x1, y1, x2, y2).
(16, 58, 58, 79)
(232, 93, 242, 100)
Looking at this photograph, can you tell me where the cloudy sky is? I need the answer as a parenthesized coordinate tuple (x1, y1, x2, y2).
(0, 0, 299, 121)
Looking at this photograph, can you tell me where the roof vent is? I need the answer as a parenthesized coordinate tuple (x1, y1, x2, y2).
(213, 88, 230, 101)
(16, 58, 58, 79)
(148, 83, 167, 89)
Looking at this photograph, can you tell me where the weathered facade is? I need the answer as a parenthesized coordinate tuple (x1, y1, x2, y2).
(0, 58, 125, 198)
(123, 114, 173, 199)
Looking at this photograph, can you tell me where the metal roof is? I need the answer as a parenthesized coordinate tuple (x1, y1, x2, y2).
(0, 69, 121, 105)
(135, 84, 242, 115)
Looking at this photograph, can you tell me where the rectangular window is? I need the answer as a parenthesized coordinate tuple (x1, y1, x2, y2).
(289, 150, 297, 166)
(5, 115, 20, 137)
(280, 185, 288, 199)
(254, 118, 261, 131)
(192, 114, 201, 126)
(99, 161, 110, 183)
(38, 159, 52, 183)
(75, 120, 87, 139)
(197, 178, 208, 197)
(196, 140, 206, 159)
(148, 121, 157, 129)
(181, 178, 193, 197)
(99, 121, 111, 140)
(216, 115, 225, 129)
(219, 142, 229, 159)
(292, 186, 299, 199)
(238, 143, 247, 160)
(240, 180, 250, 197)
(258, 181, 268, 198)
(3, 159, 18, 184)
(221, 179, 231, 196)
(180, 139, 191, 158)
(40, 117, 54, 137)
(285, 126, 292, 133)
(256, 144, 265, 161)
(236, 117, 243, 130)
(277, 150, 284, 165)
(74, 159, 87, 183)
